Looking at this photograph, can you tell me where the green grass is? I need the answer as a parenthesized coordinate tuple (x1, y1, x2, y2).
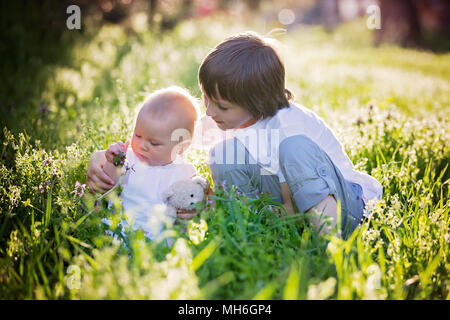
(0, 14, 449, 299)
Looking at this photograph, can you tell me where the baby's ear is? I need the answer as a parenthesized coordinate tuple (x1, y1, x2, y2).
(177, 140, 192, 155)
(191, 176, 208, 190)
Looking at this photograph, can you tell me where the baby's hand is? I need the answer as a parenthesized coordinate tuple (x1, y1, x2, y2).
(105, 141, 129, 165)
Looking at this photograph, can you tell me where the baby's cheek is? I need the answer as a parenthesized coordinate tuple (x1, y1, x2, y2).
(130, 137, 138, 151)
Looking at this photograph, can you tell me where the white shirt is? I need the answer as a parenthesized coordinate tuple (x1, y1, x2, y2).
(116, 148, 196, 239)
(193, 103, 382, 202)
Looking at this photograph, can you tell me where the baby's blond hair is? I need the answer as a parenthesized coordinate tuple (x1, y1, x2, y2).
(140, 86, 200, 136)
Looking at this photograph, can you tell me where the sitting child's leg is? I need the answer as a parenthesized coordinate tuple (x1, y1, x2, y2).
(209, 138, 282, 203)
(279, 135, 365, 239)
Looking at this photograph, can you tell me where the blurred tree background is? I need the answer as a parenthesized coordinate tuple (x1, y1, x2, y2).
(1, 0, 449, 146)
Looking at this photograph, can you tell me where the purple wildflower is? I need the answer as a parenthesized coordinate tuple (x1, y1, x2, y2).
(74, 181, 86, 197)
(51, 168, 61, 179)
(38, 103, 49, 116)
(39, 180, 51, 193)
(113, 151, 126, 168)
(42, 156, 53, 166)
(221, 179, 227, 191)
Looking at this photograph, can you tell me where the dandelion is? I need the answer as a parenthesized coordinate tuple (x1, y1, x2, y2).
(74, 181, 86, 197)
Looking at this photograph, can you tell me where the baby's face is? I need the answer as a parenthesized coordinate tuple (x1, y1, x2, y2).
(131, 111, 186, 166)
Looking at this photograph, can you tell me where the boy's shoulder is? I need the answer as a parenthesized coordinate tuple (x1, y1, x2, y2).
(275, 103, 323, 125)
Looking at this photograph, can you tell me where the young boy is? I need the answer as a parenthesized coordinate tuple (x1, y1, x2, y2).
(195, 31, 383, 238)
(101, 86, 199, 240)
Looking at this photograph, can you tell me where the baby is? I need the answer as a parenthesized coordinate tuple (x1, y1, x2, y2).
(102, 86, 200, 240)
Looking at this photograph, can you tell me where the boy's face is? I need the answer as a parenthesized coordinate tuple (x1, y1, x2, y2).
(131, 110, 187, 166)
(204, 94, 256, 130)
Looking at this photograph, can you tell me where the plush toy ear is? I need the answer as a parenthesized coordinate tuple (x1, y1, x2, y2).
(191, 176, 208, 190)
(162, 187, 174, 203)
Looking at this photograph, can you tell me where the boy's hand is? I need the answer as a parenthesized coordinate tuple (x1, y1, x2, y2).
(87, 150, 115, 194)
(105, 141, 129, 163)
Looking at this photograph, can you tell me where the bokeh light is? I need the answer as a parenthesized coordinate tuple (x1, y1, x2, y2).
(278, 8, 296, 25)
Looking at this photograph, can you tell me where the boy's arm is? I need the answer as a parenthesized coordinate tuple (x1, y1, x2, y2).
(87, 142, 128, 193)
(281, 181, 338, 235)
(307, 195, 337, 236)
(280, 182, 296, 216)
(102, 160, 121, 184)
(87, 150, 115, 193)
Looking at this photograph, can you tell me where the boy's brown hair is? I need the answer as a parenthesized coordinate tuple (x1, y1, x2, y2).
(198, 31, 294, 120)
